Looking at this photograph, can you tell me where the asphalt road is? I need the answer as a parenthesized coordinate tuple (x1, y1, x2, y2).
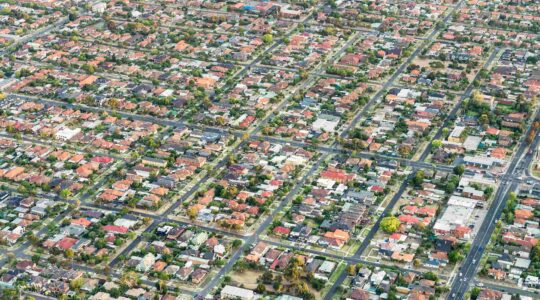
(447, 107, 540, 299)
(323, 171, 415, 300)
(418, 47, 503, 162)
(480, 281, 540, 299)
(1, 0, 538, 299)
(109, 220, 159, 267)
(8, 93, 228, 137)
(195, 153, 330, 298)
(319, 1, 468, 297)
(340, 0, 461, 140)
(257, 134, 455, 172)
(260, 238, 427, 277)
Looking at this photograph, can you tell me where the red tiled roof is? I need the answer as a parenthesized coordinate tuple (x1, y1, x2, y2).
(57, 237, 78, 250)
(102, 225, 128, 234)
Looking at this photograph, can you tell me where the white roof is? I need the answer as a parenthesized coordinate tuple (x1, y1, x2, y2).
(463, 186, 484, 196)
(433, 204, 474, 232)
(319, 260, 336, 273)
(447, 195, 478, 208)
(312, 117, 339, 133)
(463, 135, 482, 151)
(221, 285, 254, 299)
(515, 257, 531, 269)
(55, 127, 81, 139)
(114, 218, 137, 228)
(464, 155, 504, 166)
(449, 126, 465, 138)
(285, 155, 307, 166)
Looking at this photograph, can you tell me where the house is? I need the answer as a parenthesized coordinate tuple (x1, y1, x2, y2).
(55, 127, 81, 141)
(176, 156, 206, 168)
(477, 289, 503, 300)
(264, 248, 282, 264)
(190, 269, 208, 284)
(488, 268, 505, 280)
(324, 229, 350, 243)
(142, 157, 168, 168)
(318, 260, 336, 274)
(320, 169, 355, 184)
(136, 253, 156, 272)
(273, 226, 291, 237)
(177, 266, 193, 281)
(525, 275, 540, 288)
(349, 289, 370, 300)
(428, 251, 449, 267)
(448, 126, 466, 143)
(91, 2, 106, 13)
(246, 241, 269, 261)
(191, 232, 209, 246)
(56, 237, 78, 251)
(312, 114, 340, 133)
(463, 156, 504, 169)
(102, 225, 128, 234)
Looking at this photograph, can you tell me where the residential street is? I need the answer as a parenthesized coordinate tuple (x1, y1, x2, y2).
(0, 0, 538, 299)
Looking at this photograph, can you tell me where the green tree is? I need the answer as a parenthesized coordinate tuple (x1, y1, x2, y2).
(260, 270, 273, 284)
(70, 277, 84, 290)
(479, 114, 489, 125)
(232, 239, 242, 248)
(448, 250, 463, 264)
(65, 248, 75, 259)
(442, 127, 449, 137)
(445, 182, 456, 194)
(262, 34, 273, 44)
(82, 64, 96, 74)
(187, 206, 198, 220)
(60, 189, 72, 198)
(380, 216, 401, 233)
(412, 170, 424, 187)
(424, 272, 438, 281)
(347, 264, 356, 275)
(31, 254, 41, 264)
(453, 164, 465, 176)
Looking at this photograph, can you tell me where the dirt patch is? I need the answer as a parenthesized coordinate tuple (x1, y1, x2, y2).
(413, 58, 432, 68)
(230, 270, 262, 290)
(230, 270, 323, 299)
